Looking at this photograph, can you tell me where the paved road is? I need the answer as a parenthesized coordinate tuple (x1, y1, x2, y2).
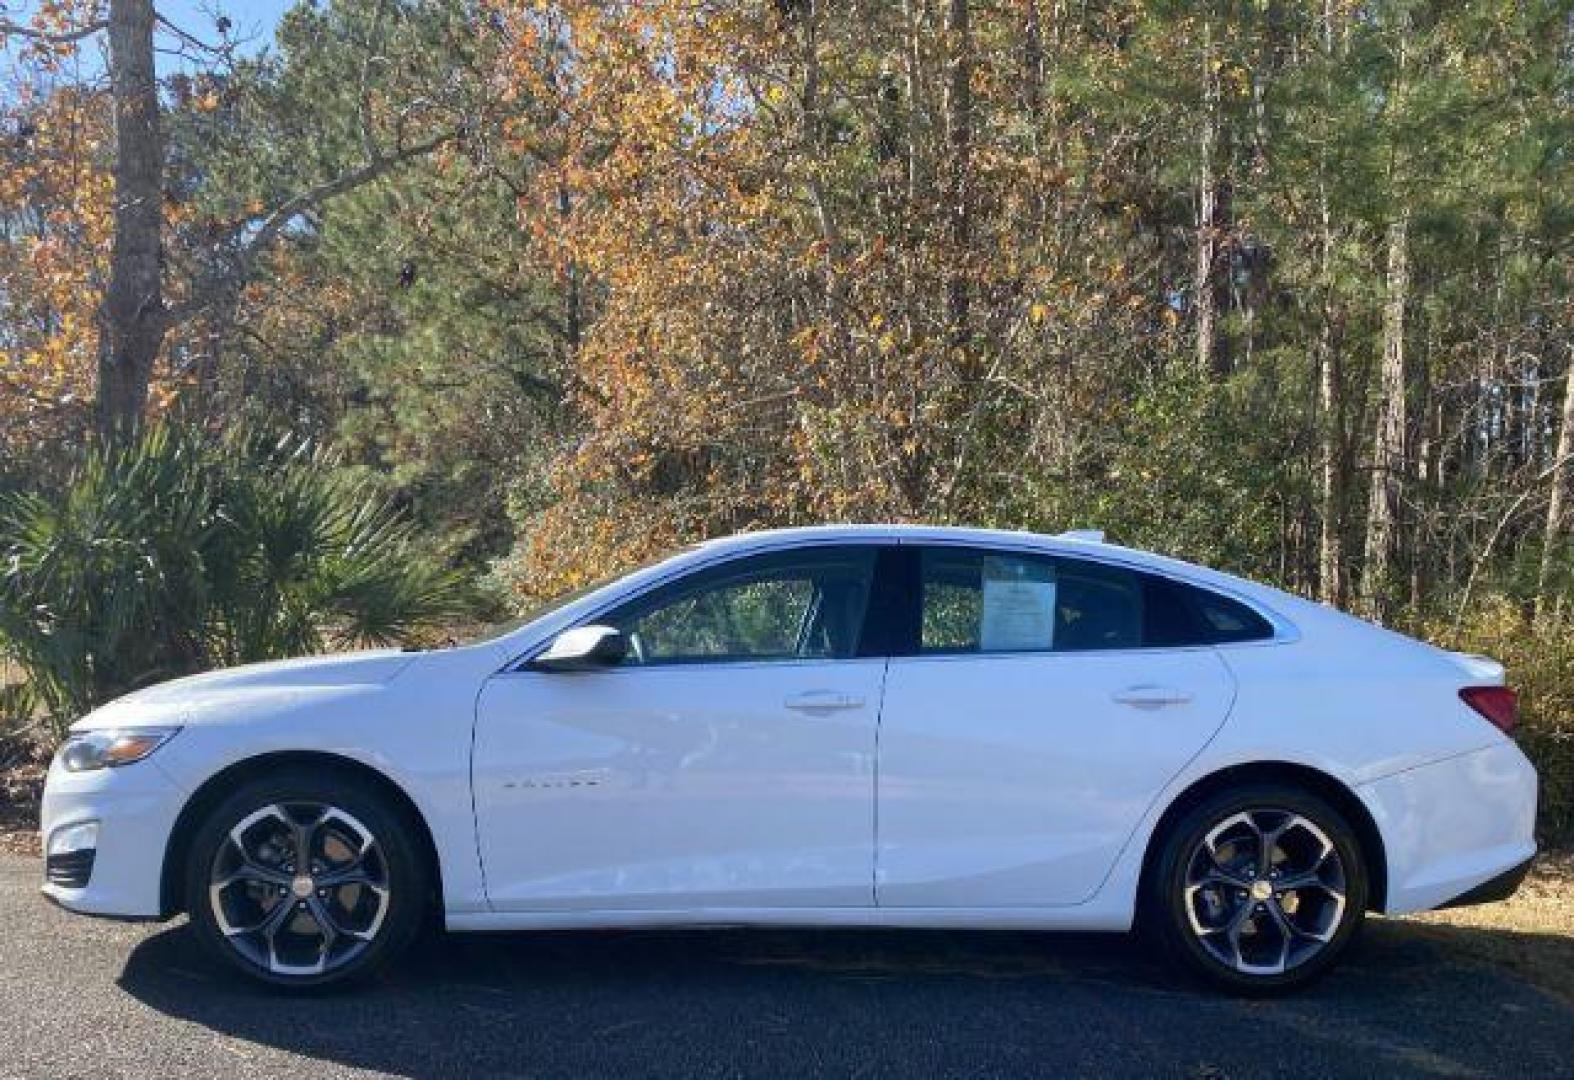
(3, 855, 1570, 1079)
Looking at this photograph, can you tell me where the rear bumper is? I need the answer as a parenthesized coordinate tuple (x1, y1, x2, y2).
(1436, 853, 1535, 909)
(1358, 740, 1538, 916)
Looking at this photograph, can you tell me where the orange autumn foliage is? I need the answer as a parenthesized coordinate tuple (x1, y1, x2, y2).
(484, 1, 1148, 601)
(0, 86, 108, 450)
(1, 82, 181, 457)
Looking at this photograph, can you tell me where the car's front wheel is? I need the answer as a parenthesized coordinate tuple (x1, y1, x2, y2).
(184, 767, 428, 988)
(1146, 783, 1369, 994)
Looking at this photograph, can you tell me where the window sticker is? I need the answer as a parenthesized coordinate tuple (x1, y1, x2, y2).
(979, 556, 1057, 651)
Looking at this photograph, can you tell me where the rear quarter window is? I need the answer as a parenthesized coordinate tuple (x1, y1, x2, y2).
(1142, 574, 1274, 646)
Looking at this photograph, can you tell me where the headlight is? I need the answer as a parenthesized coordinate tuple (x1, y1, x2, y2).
(56, 727, 181, 772)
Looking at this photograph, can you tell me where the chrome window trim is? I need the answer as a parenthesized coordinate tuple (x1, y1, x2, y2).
(494, 530, 1298, 672)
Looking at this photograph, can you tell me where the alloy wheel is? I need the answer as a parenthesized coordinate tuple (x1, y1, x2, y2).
(208, 802, 391, 977)
(1181, 808, 1348, 976)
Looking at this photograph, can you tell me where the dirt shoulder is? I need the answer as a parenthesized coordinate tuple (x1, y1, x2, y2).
(1405, 852, 1574, 1003)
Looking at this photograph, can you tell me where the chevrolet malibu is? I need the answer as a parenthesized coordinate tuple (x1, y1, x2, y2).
(40, 525, 1537, 992)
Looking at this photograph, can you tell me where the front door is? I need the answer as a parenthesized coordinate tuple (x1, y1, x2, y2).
(473, 544, 886, 911)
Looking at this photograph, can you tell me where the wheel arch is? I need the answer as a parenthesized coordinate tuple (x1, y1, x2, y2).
(159, 749, 444, 919)
(1137, 760, 1388, 913)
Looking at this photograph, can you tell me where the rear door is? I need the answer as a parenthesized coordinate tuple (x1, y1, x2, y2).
(875, 545, 1243, 907)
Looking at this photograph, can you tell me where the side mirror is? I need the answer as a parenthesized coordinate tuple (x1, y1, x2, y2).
(530, 625, 628, 672)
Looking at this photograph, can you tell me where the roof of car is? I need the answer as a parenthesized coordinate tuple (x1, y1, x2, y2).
(697, 523, 1110, 550)
(688, 524, 1308, 639)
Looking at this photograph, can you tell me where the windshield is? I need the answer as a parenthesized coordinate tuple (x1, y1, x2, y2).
(463, 545, 698, 645)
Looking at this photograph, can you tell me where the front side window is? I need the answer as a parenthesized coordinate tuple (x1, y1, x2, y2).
(604, 546, 877, 665)
(916, 547, 1271, 654)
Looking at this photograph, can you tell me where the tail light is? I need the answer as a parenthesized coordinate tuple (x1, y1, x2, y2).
(1459, 686, 1518, 737)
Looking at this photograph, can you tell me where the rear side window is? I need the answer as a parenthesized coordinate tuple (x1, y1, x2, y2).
(914, 547, 1273, 654)
(918, 549, 1141, 653)
(1057, 558, 1144, 650)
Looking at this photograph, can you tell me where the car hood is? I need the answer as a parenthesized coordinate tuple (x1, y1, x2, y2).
(73, 650, 417, 730)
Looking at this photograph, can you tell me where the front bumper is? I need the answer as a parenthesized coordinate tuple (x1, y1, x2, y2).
(1359, 740, 1538, 916)
(39, 754, 186, 919)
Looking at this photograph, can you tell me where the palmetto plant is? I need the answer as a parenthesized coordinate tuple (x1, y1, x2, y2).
(0, 427, 470, 732)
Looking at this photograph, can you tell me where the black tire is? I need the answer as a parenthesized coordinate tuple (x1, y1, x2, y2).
(1143, 783, 1369, 995)
(184, 766, 429, 989)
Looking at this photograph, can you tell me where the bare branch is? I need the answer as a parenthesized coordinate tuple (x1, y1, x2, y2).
(0, 17, 108, 45)
(1453, 448, 1574, 628)
(165, 129, 458, 325)
(244, 130, 454, 259)
(153, 13, 231, 57)
(356, 0, 392, 163)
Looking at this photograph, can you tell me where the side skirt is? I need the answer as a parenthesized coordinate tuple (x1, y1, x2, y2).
(446, 906, 1134, 934)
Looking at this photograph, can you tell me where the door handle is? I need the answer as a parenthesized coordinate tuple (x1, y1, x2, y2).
(1112, 684, 1194, 709)
(785, 690, 866, 714)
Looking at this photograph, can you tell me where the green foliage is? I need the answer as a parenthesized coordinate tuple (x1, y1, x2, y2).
(171, 0, 565, 570)
(0, 680, 38, 740)
(3, 1, 1573, 833)
(0, 426, 471, 731)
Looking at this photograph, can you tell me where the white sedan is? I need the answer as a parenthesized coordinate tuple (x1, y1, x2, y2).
(40, 526, 1537, 992)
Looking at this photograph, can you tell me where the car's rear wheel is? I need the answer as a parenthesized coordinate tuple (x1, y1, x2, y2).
(1145, 783, 1369, 994)
(184, 768, 428, 988)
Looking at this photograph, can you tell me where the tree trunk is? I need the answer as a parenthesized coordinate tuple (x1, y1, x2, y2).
(558, 184, 581, 354)
(96, 0, 165, 444)
(1316, 191, 1346, 607)
(1362, 212, 1410, 620)
(903, 0, 924, 208)
(1193, 15, 1220, 375)
(1409, 341, 1434, 613)
(1021, 0, 1043, 121)
(1538, 355, 1574, 620)
(1315, 0, 1346, 607)
(943, 0, 972, 346)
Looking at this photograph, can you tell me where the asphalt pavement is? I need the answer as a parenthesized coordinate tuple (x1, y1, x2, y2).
(2, 854, 1569, 1079)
